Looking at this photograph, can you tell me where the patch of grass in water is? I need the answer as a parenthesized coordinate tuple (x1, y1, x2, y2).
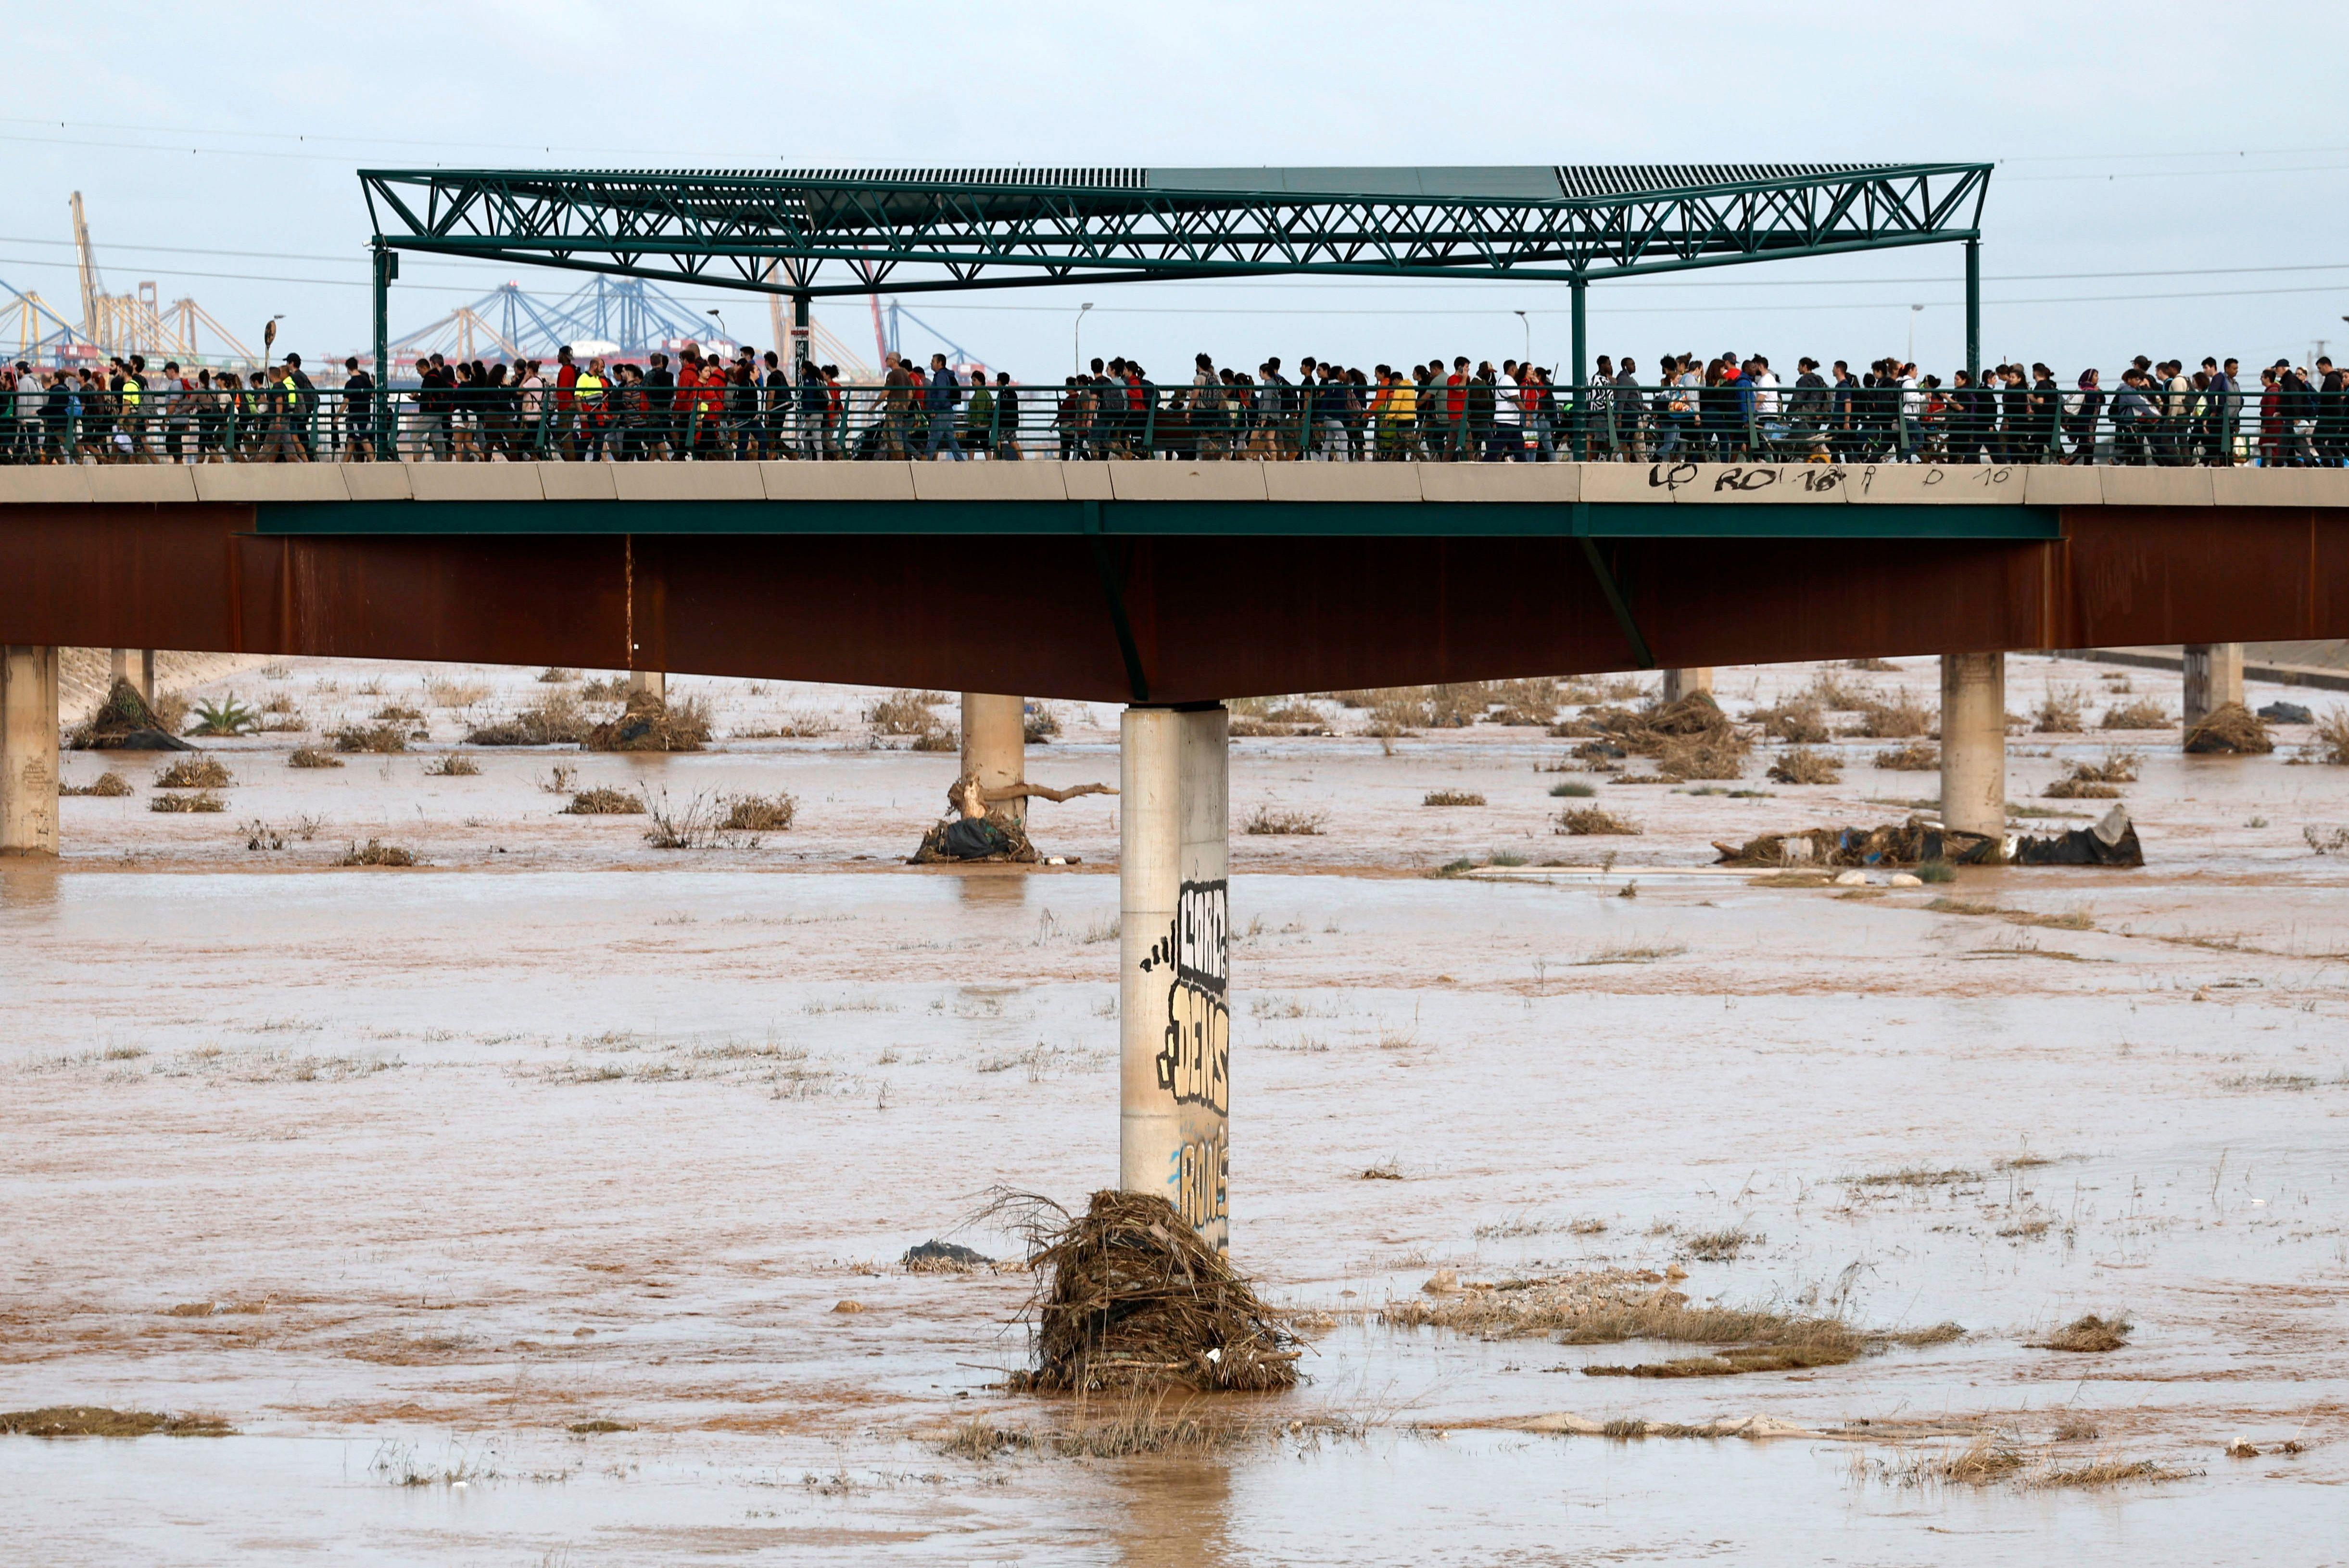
(1, 1406, 232, 1438)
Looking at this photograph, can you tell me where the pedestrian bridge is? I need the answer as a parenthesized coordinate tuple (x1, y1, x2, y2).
(0, 459, 2341, 702)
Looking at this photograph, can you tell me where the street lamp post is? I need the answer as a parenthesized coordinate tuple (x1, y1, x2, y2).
(1074, 302, 1095, 373)
(1513, 309, 1529, 364)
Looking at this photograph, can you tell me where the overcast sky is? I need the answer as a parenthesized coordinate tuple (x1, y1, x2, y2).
(6, 1, 2346, 379)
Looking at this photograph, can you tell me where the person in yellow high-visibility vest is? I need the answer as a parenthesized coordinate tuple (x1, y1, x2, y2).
(119, 354, 147, 462)
(267, 363, 309, 463)
(575, 358, 609, 460)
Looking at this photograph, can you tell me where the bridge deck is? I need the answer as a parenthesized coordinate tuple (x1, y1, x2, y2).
(1, 462, 2343, 700)
(0, 457, 2331, 526)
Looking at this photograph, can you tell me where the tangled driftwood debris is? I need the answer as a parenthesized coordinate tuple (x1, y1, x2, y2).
(910, 772, 1117, 863)
(1000, 1190, 1301, 1394)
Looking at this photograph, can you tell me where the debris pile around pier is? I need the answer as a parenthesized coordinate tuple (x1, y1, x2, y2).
(1003, 1190, 1300, 1394)
(585, 691, 710, 753)
(71, 677, 192, 752)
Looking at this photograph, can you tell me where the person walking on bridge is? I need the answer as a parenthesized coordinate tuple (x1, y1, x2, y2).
(923, 353, 965, 460)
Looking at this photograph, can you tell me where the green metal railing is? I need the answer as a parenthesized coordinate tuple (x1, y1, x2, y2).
(0, 376, 2327, 470)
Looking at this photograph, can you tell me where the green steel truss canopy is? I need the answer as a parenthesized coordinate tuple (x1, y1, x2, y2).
(359, 162, 1994, 298)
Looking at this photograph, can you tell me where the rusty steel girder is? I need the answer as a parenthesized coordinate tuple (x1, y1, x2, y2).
(0, 503, 2339, 701)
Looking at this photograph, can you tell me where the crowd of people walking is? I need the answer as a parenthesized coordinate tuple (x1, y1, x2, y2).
(4, 342, 2344, 468)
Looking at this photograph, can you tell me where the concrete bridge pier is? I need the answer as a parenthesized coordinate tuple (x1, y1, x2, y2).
(2181, 643, 2245, 731)
(1120, 703, 1231, 1253)
(109, 649, 155, 702)
(1939, 652, 2007, 843)
(960, 693, 1026, 828)
(1661, 667, 1715, 704)
(2, 646, 61, 856)
(626, 670, 666, 702)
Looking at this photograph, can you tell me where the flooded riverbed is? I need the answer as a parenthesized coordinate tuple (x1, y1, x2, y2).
(6, 655, 2346, 1563)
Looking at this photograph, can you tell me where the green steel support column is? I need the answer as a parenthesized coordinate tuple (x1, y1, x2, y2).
(371, 244, 394, 385)
(791, 291, 812, 376)
(1964, 238, 1980, 385)
(1570, 275, 1588, 459)
(371, 243, 395, 450)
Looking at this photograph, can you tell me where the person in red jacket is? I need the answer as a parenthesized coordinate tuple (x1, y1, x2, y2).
(674, 349, 701, 458)
(552, 346, 579, 458)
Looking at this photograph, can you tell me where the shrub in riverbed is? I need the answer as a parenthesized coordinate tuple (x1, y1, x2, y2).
(1243, 805, 1326, 836)
(1767, 746, 1842, 785)
(338, 838, 419, 867)
(1557, 807, 1639, 836)
(150, 791, 225, 813)
(561, 787, 644, 815)
(332, 723, 408, 754)
(155, 757, 232, 790)
(720, 793, 797, 832)
(61, 771, 133, 797)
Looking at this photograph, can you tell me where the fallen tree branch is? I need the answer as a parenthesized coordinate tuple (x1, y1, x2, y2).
(989, 781, 1119, 804)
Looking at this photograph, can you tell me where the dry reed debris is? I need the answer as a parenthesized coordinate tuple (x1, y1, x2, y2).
(424, 677, 491, 708)
(338, 839, 419, 867)
(1847, 691, 1935, 738)
(866, 689, 950, 735)
(60, 771, 132, 798)
(2031, 1455, 2194, 1489)
(1751, 699, 1831, 744)
(941, 1389, 1342, 1461)
(1874, 742, 1939, 771)
(422, 754, 480, 777)
(1568, 692, 1755, 780)
(2031, 1313, 2131, 1353)
(720, 793, 797, 832)
(562, 787, 644, 815)
(150, 791, 224, 813)
(332, 723, 408, 754)
(998, 1190, 1301, 1394)
(465, 690, 588, 747)
(1384, 1267, 1960, 1380)
(2033, 685, 2088, 733)
(2184, 702, 2273, 754)
(1422, 790, 1485, 807)
(2310, 707, 2349, 765)
(288, 747, 344, 769)
(2046, 751, 2139, 796)
(1244, 805, 1326, 836)
(1557, 806, 1639, 836)
(154, 756, 232, 790)
(1768, 746, 1843, 785)
(2100, 698, 2171, 730)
